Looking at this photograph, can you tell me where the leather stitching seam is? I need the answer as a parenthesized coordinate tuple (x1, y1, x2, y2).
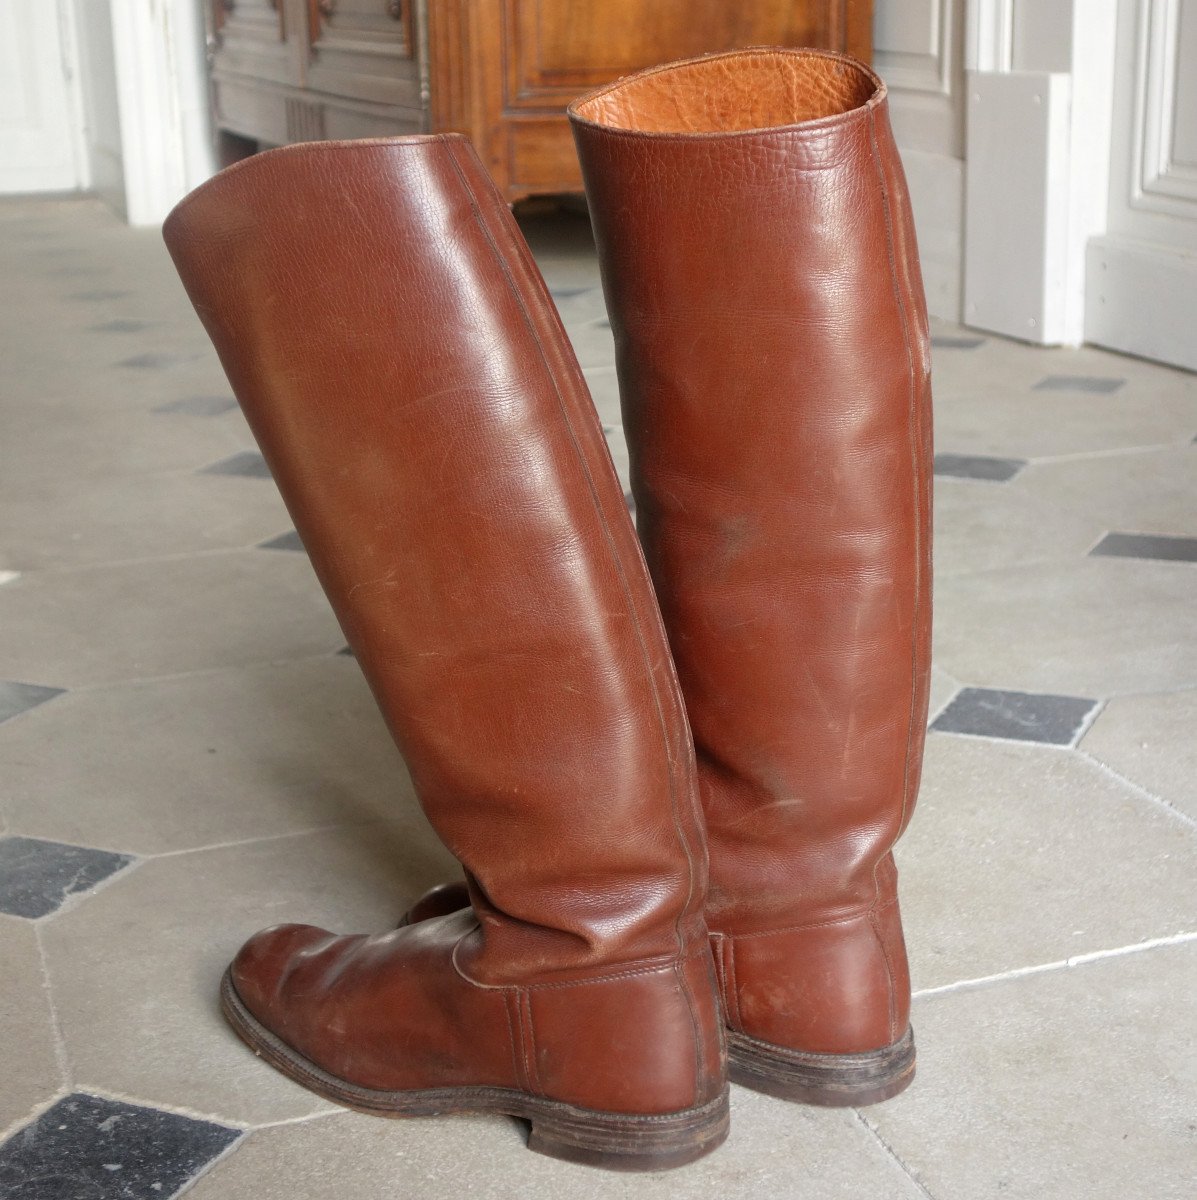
(502, 991, 525, 1091)
(725, 936, 744, 1031)
(521, 990, 544, 1097)
(867, 105, 922, 1042)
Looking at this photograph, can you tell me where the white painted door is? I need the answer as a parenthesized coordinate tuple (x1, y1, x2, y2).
(1086, 0, 1197, 370)
(874, 0, 968, 320)
(0, 0, 84, 193)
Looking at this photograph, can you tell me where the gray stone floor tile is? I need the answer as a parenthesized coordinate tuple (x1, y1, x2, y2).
(200, 450, 272, 479)
(118, 351, 204, 371)
(930, 686, 1098, 746)
(0, 1092, 241, 1200)
(0, 836, 135, 919)
(933, 558, 1197, 695)
(67, 288, 130, 302)
(0, 658, 411, 855)
(0, 552, 344, 688)
(1080, 689, 1197, 823)
(869, 942, 1197, 1200)
(932, 376, 1197, 459)
(0, 471, 290, 571)
(582, 366, 622, 426)
(188, 1090, 924, 1200)
(930, 333, 986, 349)
(40, 825, 456, 1126)
(0, 401, 247, 489)
(1032, 373, 1126, 393)
(899, 735, 1197, 991)
(1091, 531, 1197, 563)
(927, 663, 960, 720)
(934, 479, 1100, 578)
(557, 312, 616, 370)
(92, 318, 156, 334)
(154, 395, 238, 416)
(0, 917, 63, 1134)
(1015, 445, 1197, 536)
(257, 530, 304, 553)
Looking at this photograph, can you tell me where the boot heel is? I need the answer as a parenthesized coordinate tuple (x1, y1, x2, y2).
(525, 1090, 730, 1171)
(729, 1026, 915, 1106)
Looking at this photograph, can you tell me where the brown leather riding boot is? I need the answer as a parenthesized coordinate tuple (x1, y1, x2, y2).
(163, 135, 727, 1170)
(568, 49, 934, 1105)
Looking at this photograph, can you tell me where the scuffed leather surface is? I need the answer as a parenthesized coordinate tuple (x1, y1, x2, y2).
(163, 135, 723, 1111)
(570, 49, 932, 1055)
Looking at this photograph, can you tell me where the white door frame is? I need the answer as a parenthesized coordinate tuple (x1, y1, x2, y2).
(108, 0, 215, 225)
(962, 0, 1119, 346)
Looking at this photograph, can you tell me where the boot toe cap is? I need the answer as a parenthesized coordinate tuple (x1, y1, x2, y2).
(228, 922, 337, 1031)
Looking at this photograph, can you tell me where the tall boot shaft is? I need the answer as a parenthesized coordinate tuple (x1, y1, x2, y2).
(163, 136, 710, 983)
(570, 51, 932, 1062)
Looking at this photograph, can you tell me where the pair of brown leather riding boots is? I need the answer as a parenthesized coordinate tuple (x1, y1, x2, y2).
(164, 49, 931, 1172)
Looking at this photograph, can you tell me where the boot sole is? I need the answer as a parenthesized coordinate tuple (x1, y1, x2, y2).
(220, 969, 729, 1172)
(728, 1025, 915, 1106)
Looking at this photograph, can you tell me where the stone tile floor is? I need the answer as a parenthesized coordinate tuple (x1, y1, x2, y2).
(1, 194, 1195, 1199)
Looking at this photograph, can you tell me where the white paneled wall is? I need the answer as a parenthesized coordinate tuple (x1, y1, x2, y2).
(74, 0, 124, 215)
(0, 0, 87, 193)
(1087, 0, 1197, 370)
(874, 0, 968, 321)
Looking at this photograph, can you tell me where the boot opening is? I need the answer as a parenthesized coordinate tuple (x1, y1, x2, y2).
(570, 49, 880, 136)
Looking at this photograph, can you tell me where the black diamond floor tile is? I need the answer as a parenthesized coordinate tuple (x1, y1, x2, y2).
(337, 644, 355, 657)
(931, 687, 1098, 746)
(931, 334, 986, 349)
(117, 353, 196, 370)
(258, 530, 304, 552)
(934, 452, 1026, 481)
(200, 450, 271, 479)
(1032, 374, 1125, 394)
(1090, 532, 1197, 563)
(92, 319, 154, 334)
(154, 395, 237, 416)
(68, 290, 131, 302)
(0, 836, 135, 919)
(0, 1093, 240, 1200)
(0, 680, 65, 724)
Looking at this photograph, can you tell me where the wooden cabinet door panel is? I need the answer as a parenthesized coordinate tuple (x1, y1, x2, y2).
(503, 0, 869, 107)
(304, 0, 419, 106)
(212, 0, 294, 86)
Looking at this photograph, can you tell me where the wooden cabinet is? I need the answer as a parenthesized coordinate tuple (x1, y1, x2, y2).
(208, 0, 423, 147)
(207, 0, 872, 200)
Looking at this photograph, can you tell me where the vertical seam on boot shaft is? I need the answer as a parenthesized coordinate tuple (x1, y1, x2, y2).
(867, 105, 922, 1044)
(724, 936, 744, 1032)
(502, 991, 525, 1091)
(440, 141, 702, 972)
(520, 989, 545, 1097)
(672, 959, 704, 1107)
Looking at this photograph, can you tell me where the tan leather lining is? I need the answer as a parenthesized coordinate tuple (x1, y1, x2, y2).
(571, 50, 879, 135)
